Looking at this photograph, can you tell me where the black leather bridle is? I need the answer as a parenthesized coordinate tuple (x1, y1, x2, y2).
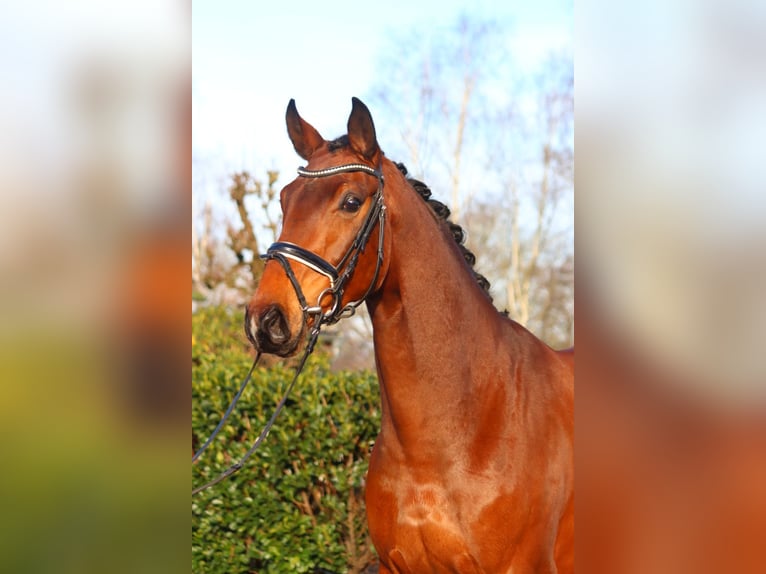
(261, 162, 387, 329)
(192, 161, 386, 496)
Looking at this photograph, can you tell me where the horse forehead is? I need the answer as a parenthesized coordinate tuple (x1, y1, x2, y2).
(307, 146, 357, 167)
(280, 176, 331, 211)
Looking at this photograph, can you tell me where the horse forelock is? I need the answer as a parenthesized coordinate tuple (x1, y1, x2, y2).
(327, 135, 349, 152)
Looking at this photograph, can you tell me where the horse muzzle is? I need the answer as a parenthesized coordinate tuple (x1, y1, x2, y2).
(245, 304, 301, 357)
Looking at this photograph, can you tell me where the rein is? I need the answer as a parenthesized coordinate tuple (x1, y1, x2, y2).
(192, 161, 386, 496)
(192, 328, 321, 496)
(191, 353, 260, 464)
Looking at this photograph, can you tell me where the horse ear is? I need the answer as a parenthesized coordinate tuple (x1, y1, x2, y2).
(347, 97, 380, 162)
(286, 99, 325, 161)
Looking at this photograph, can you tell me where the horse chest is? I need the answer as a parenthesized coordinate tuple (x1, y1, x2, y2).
(371, 487, 482, 572)
(365, 441, 570, 573)
(366, 462, 512, 573)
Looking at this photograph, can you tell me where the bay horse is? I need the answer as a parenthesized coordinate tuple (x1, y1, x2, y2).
(246, 98, 574, 573)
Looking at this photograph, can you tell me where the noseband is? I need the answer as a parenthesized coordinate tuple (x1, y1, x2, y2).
(262, 162, 386, 329)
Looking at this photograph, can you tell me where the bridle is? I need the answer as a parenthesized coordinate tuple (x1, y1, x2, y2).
(262, 161, 387, 329)
(192, 160, 386, 496)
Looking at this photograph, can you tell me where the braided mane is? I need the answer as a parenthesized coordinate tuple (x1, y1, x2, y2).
(393, 162, 492, 301)
(326, 136, 492, 301)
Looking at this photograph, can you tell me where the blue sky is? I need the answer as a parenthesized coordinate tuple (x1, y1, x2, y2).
(192, 0, 572, 186)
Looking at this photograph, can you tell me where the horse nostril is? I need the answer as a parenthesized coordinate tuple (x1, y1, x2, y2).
(260, 306, 290, 345)
(244, 306, 258, 347)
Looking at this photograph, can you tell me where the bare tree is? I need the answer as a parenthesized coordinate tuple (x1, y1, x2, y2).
(226, 170, 281, 288)
(370, 16, 503, 223)
(192, 198, 234, 291)
(473, 55, 574, 347)
(370, 16, 573, 348)
(192, 168, 282, 304)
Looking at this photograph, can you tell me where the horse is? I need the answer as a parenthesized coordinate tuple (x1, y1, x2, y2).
(246, 98, 574, 573)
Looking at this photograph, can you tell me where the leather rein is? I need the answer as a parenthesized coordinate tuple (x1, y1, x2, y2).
(192, 161, 386, 495)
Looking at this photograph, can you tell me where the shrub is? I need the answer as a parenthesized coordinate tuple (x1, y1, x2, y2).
(192, 306, 380, 573)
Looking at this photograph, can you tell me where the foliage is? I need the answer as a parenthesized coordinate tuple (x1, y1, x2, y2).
(192, 306, 380, 573)
(1, 338, 188, 574)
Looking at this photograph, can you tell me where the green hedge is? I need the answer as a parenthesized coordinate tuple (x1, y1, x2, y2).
(192, 306, 380, 573)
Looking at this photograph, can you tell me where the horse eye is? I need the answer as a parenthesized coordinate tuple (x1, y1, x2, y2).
(340, 194, 362, 213)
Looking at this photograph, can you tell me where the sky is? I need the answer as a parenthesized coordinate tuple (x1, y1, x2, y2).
(192, 0, 572, 194)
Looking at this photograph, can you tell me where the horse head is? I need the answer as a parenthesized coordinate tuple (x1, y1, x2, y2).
(246, 98, 390, 356)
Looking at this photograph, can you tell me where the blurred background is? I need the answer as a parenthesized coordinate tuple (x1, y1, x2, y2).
(0, 1, 189, 572)
(577, 0, 766, 572)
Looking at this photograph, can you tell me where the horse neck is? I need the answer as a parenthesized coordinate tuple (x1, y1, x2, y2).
(366, 169, 516, 455)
